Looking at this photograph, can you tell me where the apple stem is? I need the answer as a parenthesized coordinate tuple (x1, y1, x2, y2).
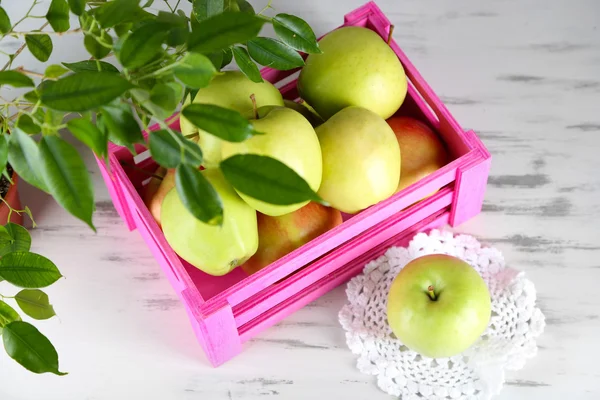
(427, 285, 437, 301)
(250, 94, 258, 119)
(387, 25, 395, 45)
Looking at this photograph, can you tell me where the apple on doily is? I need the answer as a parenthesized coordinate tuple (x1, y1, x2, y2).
(339, 230, 546, 400)
(387, 254, 492, 359)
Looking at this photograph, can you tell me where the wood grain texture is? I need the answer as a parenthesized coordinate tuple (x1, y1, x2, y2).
(1, 0, 600, 399)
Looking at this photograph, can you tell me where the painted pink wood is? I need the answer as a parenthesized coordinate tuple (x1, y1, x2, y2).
(233, 188, 455, 328)
(238, 210, 451, 342)
(110, 151, 202, 300)
(94, 1, 491, 367)
(197, 303, 241, 367)
(449, 130, 493, 225)
(95, 157, 136, 231)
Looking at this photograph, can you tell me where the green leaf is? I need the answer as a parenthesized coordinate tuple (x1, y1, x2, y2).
(3, 321, 67, 375)
(24, 90, 40, 103)
(0, 135, 7, 173)
(184, 88, 199, 107)
(188, 12, 265, 54)
(0, 71, 35, 88)
(39, 136, 95, 230)
(95, 0, 141, 28)
(23, 206, 36, 228)
(67, 117, 108, 158)
(0, 252, 62, 288)
(42, 109, 64, 134)
(44, 64, 69, 78)
(40, 71, 133, 111)
(221, 47, 233, 68)
(15, 290, 56, 320)
(0, 6, 11, 34)
(220, 154, 321, 205)
(7, 128, 48, 193)
(117, 22, 169, 69)
(128, 9, 156, 30)
(149, 82, 181, 112)
(78, 10, 94, 31)
(46, 0, 70, 33)
(236, 0, 254, 14)
(84, 32, 112, 59)
(193, 0, 224, 22)
(25, 34, 53, 62)
(224, 0, 239, 12)
(167, 27, 189, 47)
(156, 10, 188, 26)
(206, 51, 223, 69)
(16, 115, 41, 135)
(182, 103, 261, 142)
(114, 22, 132, 37)
(129, 88, 167, 120)
(62, 60, 119, 73)
(101, 102, 143, 153)
(149, 130, 203, 168)
(173, 53, 216, 89)
(155, 12, 190, 47)
(232, 45, 262, 83)
(272, 13, 322, 54)
(0, 301, 21, 335)
(175, 164, 223, 225)
(68, 0, 87, 16)
(0, 223, 32, 258)
(247, 37, 304, 70)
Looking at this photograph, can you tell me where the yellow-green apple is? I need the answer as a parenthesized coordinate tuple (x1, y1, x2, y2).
(283, 99, 324, 127)
(387, 116, 448, 193)
(160, 168, 258, 276)
(179, 71, 284, 168)
(298, 26, 407, 120)
(221, 106, 322, 216)
(241, 202, 343, 275)
(143, 166, 175, 227)
(387, 254, 491, 358)
(315, 106, 401, 214)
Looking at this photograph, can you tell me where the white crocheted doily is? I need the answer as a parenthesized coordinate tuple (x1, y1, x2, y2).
(339, 229, 545, 400)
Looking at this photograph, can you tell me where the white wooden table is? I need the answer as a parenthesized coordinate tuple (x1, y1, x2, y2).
(1, 0, 599, 399)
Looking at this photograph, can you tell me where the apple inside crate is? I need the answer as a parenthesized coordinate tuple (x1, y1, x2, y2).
(96, 1, 491, 367)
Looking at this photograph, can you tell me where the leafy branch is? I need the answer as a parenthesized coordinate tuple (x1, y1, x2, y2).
(0, 0, 324, 375)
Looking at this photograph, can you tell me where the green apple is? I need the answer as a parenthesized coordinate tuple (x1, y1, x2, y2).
(298, 26, 407, 120)
(315, 106, 401, 214)
(179, 71, 284, 168)
(387, 254, 492, 358)
(160, 168, 258, 276)
(283, 99, 324, 127)
(221, 106, 322, 216)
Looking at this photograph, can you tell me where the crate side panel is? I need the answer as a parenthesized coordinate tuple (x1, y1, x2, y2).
(111, 158, 205, 300)
(207, 166, 459, 312)
(238, 210, 450, 342)
(233, 188, 454, 327)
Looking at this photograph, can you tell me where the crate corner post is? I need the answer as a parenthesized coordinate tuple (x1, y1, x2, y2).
(449, 136, 492, 226)
(195, 302, 242, 367)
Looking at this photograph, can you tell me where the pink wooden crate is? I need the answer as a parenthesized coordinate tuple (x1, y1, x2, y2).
(96, 1, 491, 367)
